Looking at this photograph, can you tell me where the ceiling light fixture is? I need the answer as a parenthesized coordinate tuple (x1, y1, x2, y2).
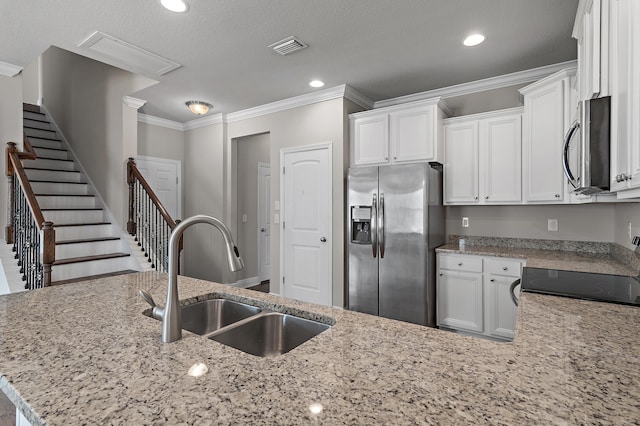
(160, 0, 189, 13)
(186, 101, 213, 115)
(463, 34, 486, 47)
(309, 80, 325, 88)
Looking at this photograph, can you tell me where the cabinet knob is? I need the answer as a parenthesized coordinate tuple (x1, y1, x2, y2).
(439, 273, 443, 276)
(490, 279, 495, 282)
(554, 194, 560, 198)
(474, 196, 478, 200)
(503, 267, 508, 271)
(458, 262, 463, 266)
(485, 196, 489, 200)
(393, 156, 397, 160)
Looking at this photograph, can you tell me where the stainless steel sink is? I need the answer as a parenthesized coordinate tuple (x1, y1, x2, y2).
(208, 312, 330, 357)
(180, 299, 262, 335)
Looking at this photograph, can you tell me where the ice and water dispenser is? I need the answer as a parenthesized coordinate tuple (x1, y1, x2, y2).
(351, 206, 372, 244)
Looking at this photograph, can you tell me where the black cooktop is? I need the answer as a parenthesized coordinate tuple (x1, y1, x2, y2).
(521, 267, 640, 307)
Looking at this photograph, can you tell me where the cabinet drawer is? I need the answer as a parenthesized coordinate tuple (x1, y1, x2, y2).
(485, 258, 522, 277)
(439, 255, 483, 273)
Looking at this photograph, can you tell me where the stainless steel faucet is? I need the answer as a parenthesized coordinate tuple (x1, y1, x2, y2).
(140, 215, 244, 343)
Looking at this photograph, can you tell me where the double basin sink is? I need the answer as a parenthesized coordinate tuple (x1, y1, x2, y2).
(154, 298, 331, 357)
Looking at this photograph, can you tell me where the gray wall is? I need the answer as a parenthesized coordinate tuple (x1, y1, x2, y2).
(446, 204, 617, 242)
(21, 57, 40, 105)
(0, 74, 23, 241)
(235, 133, 270, 282)
(41, 46, 156, 228)
(182, 121, 227, 282)
(444, 83, 527, 117)
(226, 98, 348, 306)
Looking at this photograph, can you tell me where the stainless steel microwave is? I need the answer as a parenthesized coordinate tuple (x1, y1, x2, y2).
(562, 96, 611, 195)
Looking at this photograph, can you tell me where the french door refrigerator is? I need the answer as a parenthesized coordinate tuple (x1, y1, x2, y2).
(347, 162, 444, 327)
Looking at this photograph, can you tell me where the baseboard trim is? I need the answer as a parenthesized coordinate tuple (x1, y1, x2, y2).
(232, 276, 260, 288)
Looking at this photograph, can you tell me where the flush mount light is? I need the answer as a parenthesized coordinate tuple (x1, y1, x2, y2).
(186, 101, 213, 115)
(463, 34, 486, 47)
(309, 80, 325, 88)
(160, 0, 189, 13)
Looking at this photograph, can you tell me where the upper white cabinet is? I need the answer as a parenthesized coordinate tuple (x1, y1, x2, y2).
(444, 108, 523, 205)
(519, 69, 576, 203)
(574, 0, 609, 101)
(608, 0, 640, 196)
(350, 98, 451, 167)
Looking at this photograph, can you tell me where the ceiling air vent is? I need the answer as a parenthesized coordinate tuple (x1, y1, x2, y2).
(268, 36, 308, 56)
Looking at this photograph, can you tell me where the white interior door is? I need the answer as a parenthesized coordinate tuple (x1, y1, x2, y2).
(136, 156, 181, 219)
(258, 163, 271, 282)
(281, 144, 332, 306)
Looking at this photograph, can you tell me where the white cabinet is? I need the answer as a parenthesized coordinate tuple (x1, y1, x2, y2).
(437, 253, 523, 341)
(443, 108, 522, 205)
(574, 0, 609, 101)
(350, 97, 451, 167)
(520, 69, 576, 203)
(609, 0, 640, 196)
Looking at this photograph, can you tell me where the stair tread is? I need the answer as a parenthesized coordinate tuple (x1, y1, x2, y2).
(24, 126, 56, 132)
(24, 166, 79, 172)
(26, 136, 62, 142)
(56, 236, 120, 245)
(31, 146, 67, 152)
(23, 109, 44, 115)
(54, 222, 112, 227)
(42, 207, 102, 211)
(51, 270, 138, 286)
(23, 117, 50, 124)
(53, 252, 130, 265)
(30, 180, 87, 184)
(35, 193, 94, 197)
(33, 156, 73, 162)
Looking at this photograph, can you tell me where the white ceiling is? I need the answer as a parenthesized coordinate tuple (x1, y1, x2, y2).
(0, 0, 579, 123)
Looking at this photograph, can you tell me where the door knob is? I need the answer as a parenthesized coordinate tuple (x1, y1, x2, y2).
(261, 228, 266, 232)
(320, 237, 327, 243)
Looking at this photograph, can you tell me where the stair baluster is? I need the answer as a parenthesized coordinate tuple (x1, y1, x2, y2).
(127, 158, 180, 273)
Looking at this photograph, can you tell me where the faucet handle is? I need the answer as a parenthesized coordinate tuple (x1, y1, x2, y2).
(139, 290, 157, 308)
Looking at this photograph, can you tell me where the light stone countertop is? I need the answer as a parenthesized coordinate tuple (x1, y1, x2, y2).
(436, 243, 639, 276)
(1, 271, 639, 425)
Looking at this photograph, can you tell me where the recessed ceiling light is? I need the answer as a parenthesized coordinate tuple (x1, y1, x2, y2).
(160, 0, 189, 13)
(463, 34, 485, 47)
(309, 80, 325, 88)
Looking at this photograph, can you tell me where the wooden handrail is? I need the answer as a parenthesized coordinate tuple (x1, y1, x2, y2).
(7, 145, 46, 229)
(127, 158, 177, 231)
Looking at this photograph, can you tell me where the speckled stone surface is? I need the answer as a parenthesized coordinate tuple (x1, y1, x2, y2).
(439, 236, 640, 276)
(1, 272, 639, 425)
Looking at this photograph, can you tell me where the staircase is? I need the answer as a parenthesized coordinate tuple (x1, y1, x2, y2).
(21, 104, 139, 284)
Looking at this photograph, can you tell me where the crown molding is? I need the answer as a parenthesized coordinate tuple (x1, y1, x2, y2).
(226, 84, 373, 123)
(373, 60, 579, 109)
(123, 96, 147, 109)
(138, 113, 184, 131)
(0, 61, 23, 77)
(442, 106, 525, 124)
(518, 66, 577, 95)
(182, 113, 226, 130)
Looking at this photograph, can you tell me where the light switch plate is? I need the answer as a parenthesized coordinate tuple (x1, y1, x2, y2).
(462, 217, 469, 228)
(274, 200, 280, 211)
(242, 214, 248, 223)
(274, 213, 280, 223)
(548, 219, 558, 232)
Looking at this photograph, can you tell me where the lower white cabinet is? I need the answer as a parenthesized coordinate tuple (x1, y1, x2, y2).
(436, 253, 523, 341)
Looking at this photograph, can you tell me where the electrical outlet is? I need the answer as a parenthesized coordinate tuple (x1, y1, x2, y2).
(462, 217, 469, 228)
(274, 213, 280, 224)
(548, 219, 558, 232)
(242, 214, 248, 223)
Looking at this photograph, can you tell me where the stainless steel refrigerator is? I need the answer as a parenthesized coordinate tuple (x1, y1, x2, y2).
(347, 162, 444, 327)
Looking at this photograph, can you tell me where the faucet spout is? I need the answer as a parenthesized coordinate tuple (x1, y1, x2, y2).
(159, 215, 244, 343)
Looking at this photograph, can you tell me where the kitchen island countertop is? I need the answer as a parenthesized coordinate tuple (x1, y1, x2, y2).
(1, 271, 639, 425)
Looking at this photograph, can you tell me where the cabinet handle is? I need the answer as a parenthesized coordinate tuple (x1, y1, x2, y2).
(554, 194, 560, 198)
(503, 267, 508, 271)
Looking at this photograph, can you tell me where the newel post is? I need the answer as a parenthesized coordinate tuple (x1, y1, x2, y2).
(42, 221, 55, 287)
(127, 158, 136, 235)
(5, 142, 17, 244)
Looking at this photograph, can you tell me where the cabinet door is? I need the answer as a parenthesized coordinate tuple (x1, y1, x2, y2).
(480, 114, 522, 203)
(437, 269, 483, 333)
(486, 274, 519, 340)
(353, 115, 389, 166)
(577, 0, 604, 101)
(444, 121, 479, 204)
(389, 105, 435, 163)
(522, 80, 566, 202)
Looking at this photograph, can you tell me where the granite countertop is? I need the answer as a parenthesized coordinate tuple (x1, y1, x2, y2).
(436, 244, 639, 276)
(1, 272, 639, 424)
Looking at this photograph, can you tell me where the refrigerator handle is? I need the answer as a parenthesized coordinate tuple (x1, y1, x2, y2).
(371, 194, 377, 258)
(379, 193, 385, 258)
